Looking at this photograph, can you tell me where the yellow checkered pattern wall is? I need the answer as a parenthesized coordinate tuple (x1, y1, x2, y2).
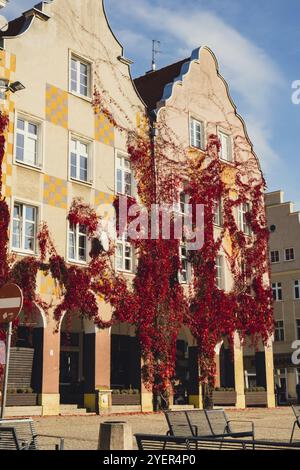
(46, 84, 68, 129)
(95, 112, 114, 146)
(43, 175, 68, 209)
(0, 50, 16, 200)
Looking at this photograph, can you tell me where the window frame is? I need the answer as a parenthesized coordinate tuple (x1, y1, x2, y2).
(237, 202, 252, 236)
(270, 250, 280, 264)
(275, 320, 285, 342)
(116, 231, 134, 274)
(69, 52, 92, 99)
(115, 152, 134, 197)
(272, 282, 283, 301)
(69, 134, 93, 185)
(216, 255, 224, 290)
(189, 117, 205, 150)
(213, 199, 223, 227)
(14, 113, 43, 170)
(295, 280, 300, 300)
(67, 222, 88, 264)
(179, 243, 191, 284)
(296, 319, 300, 341)
(11, 200, 39, 255)
(284, 247, 295, 262)
(218, 129, 233, 163)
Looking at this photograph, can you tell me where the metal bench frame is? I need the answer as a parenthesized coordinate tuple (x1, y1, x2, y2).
(290, 405, 300, 443)
(0, 427, 29, 450)
(136, 433, 300, 451)
(0, 418, 64, 450)
(164, 409, 254, 441)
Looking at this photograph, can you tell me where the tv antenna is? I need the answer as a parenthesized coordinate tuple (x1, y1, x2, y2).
(152, 39, 161, 72)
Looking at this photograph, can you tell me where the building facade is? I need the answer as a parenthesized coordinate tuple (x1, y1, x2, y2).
(135, 47, 275, 409)
(0, 0, 275, 415)
(0, 0, 145, 415)
(265, 191, 300, 402)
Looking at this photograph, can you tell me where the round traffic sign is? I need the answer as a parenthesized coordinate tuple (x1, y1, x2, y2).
(0, 284, 23, 324)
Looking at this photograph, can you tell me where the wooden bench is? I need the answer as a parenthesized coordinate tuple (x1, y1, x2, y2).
(136, 434, 300, 451)
(0, 418, 64, 450)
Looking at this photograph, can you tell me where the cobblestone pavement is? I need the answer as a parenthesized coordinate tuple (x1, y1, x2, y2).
(33, 407, 299, 450)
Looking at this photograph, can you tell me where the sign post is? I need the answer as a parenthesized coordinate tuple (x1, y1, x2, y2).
(0, 284, 23, 419)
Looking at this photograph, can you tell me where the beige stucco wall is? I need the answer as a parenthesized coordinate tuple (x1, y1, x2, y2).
(266, 192, 300, 398)
(1, 0, 145, 410)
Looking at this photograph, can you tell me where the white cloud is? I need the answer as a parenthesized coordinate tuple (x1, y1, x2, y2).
(108, 0, 284, 171)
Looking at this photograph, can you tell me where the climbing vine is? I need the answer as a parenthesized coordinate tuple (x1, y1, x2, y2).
(0, 69, 274, 404)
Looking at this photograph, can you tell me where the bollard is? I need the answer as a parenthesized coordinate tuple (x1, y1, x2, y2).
(98, 421, 133, 450)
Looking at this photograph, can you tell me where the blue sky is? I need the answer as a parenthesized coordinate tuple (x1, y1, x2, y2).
(3, 0, 300, 207)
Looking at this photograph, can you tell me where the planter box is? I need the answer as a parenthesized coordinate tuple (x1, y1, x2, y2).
(6, 393, 38, 407)
(112, 394, 141, 406)
(245, 392, 268, 407)
(212, 391, 237, 406)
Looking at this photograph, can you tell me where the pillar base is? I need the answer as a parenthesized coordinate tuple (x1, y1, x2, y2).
(84, 393, 96, 412)
(189, 394, 203, 409)
(266, 392, 276, 408)
(141, 391, 153, 412)
(236, 393, 246, 409)
(39, 394, 60, 416)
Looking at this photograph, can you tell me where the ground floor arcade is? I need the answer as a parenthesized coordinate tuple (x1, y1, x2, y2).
(1, 309, 276, 415)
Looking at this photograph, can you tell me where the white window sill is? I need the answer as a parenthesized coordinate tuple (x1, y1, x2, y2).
(68, 259, 88, 267)
(284, 259, 295, 263)
(69, 91, 92, 104)
(116, 269, 135, 276)
(11, 248, 37, 257)
(14, 160, 43, 173)
(70, 177, 93, 188)
(189, 145, 206, 153)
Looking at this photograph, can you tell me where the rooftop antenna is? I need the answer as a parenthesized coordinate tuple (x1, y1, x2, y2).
(151, 39, 161, 72)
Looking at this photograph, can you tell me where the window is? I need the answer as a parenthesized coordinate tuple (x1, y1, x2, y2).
(295, 281, 300, 300)
(68, 223, 88, 262)
(116, 232, 133, 272)
(12, 203, 37, 253)
(16, 118, 40, 167)
(190, 118, 204, 149)
(179, 244, 190, 284)
(216, 255, 224, 289)
(284, 248, 295, 262)
(238, 203, 251, 235)
(270, 250, 280, 264)
(70, 138, 90, 183)
(213, 199, 222, 226)
(272, 282, 283, 301)
(116, 155, 133, 196)
(275, 321, 285, 342)
(218, 131, 232, 162)
(296, 320, 300, 340)
(70, 55, 91, 97)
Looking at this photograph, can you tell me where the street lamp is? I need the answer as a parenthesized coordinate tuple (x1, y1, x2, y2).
(0, 79, 25, 96)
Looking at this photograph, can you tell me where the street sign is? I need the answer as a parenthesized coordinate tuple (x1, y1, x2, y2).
(0, 283, 23, 324)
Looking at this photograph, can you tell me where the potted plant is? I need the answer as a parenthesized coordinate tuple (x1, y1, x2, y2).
(245, 387, 267, 407)
(212, 387, 237, 406)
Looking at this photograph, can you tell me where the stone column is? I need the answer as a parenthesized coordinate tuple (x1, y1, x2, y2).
(39, 315, 60, 416)
(188, 346, 203, 409)
(84, 328, 112, 413)
(265, 338, 276, 408)
(141, 360, 153, 412)
(233, 332, 246, 409)
(214, 342, 223, 388)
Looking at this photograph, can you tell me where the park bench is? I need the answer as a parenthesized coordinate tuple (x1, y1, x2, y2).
(0, 427, 29, 450)
(290, 405, 300, 443)
(164, 409, 254, 441)
(136, 434, 300, 451)
(0, 418, 64, 450)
